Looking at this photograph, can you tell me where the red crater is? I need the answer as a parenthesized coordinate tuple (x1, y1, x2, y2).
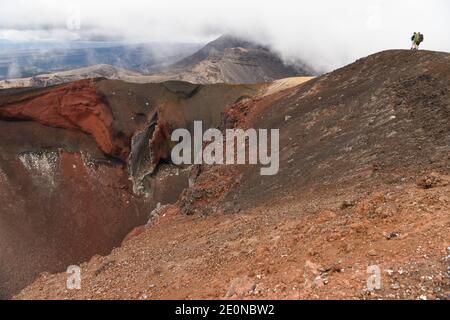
(0, 80, 129, 160)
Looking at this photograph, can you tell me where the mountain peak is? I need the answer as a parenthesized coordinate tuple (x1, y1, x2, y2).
(204, 34, 262, 51)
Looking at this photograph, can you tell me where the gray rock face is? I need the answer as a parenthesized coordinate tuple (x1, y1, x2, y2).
(153, 35, 313, 84)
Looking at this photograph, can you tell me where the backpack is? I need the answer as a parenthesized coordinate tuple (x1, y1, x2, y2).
(419, 34, 424, 43)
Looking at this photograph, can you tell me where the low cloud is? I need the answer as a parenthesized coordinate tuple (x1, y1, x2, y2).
(1, 0, 449, 71)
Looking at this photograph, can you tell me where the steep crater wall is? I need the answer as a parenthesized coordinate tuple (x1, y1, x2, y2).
(0, 79, 262, 298)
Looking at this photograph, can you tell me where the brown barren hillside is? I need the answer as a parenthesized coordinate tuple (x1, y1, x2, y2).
(2, 50, 449, 300)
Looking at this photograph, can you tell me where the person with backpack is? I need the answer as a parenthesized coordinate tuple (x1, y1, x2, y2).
(411, 32, 424, 50)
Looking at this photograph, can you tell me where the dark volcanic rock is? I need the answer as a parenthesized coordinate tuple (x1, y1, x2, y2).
(155, 35, 312, 84)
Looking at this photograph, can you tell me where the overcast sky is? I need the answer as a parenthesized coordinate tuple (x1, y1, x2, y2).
(0, 0, 449, 71)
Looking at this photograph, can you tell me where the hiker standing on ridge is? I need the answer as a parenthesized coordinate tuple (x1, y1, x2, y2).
(411, 32, 424, 50)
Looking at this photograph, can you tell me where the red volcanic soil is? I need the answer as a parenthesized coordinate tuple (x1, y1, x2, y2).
(0, 80, 129, 160)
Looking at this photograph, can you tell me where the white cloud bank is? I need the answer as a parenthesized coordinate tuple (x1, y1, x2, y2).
(1, 0, 449, 71)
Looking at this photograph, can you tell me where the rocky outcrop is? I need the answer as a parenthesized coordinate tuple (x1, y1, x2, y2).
(0, 79, 129, 160)
(128, 113, 174, 195)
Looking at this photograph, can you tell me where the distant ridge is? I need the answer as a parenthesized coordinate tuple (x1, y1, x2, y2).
(0, 35, 313, 88)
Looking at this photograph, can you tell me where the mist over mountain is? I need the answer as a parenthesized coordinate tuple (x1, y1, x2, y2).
(0, 42, 202, 80)
(1, 0, 449, 72)
(148, 35, 314, 84)
(0, 35, 313, 87)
